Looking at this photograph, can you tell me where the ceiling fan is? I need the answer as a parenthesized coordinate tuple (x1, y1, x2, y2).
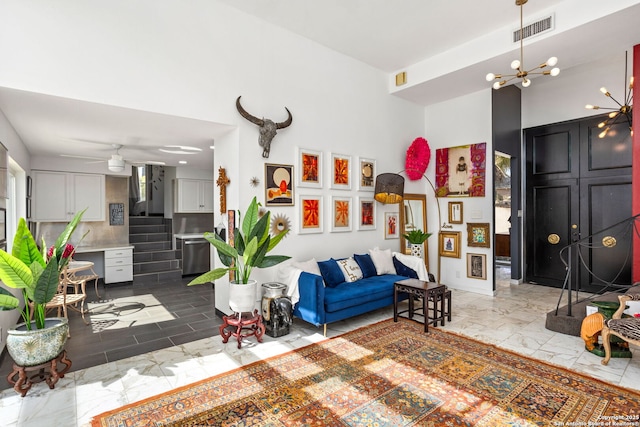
(59, 139, 167, 171)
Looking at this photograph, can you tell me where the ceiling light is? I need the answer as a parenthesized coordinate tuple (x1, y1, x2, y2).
(486, 0, 560, 90)
(108, 154, 125, 172)
(585, 51, 633, 138)
(179, 160, 187, 164)
(159, 145, 202, 154)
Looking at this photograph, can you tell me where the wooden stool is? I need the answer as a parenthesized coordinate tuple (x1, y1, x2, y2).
(219, 310, 265, 349)
(6, 350, 72, 397)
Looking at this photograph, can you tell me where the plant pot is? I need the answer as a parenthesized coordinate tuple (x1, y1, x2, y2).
(6, 317, 69, 367)
(410, 243, 423, 258)
(229, 280, 258, 314)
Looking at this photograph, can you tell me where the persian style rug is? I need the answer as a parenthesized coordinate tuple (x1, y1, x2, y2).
(91, 318, 640, 426)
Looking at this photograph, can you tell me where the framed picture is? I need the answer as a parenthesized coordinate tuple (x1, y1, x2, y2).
(356, 197, 376, 231)
(26, 175, 32, 198)
(296, 147, 322, 188)
(384, 212, 399, 239)
(298, 195, 323, 234)
(357, 157, 376, 191)
(467, 222, 490, 248)
(330, 152, 351, 190)
(448, 201, 463, 224)
(330, 196, 352, 232)
(265, 163, 294, 206)
(439, 231, 461, 258)
(467, 253, 487, 280)
(435, 142, 486, 197)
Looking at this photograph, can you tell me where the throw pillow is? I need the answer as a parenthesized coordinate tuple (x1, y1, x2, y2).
(292, 258, 321, 276)
(336, 257, 363, 282)
(354, 253, 377, 278)
(368, 248, 396, 275)
(317, 258, 346, 287)
(393, 256, 418, 279)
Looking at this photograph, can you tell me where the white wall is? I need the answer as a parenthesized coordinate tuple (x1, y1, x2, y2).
(425, 89, 495, 296)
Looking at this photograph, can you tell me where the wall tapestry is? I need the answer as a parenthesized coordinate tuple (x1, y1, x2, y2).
(435, 142, 486, 197)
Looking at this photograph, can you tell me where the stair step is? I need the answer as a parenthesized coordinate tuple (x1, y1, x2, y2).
(129, 224, 170, 234)
(133, 269, 182, 285)
(129, 216, 166, 226)
(134, 259, 181, 274)
(133, 241, 172, 252)
(134, 250, 181, 263)
(129, 232, 171, 243)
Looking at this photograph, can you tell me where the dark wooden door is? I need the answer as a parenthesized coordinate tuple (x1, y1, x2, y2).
(525, 115, 632, 291)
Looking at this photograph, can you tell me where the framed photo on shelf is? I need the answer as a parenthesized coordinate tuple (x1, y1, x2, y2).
(448, 201, 463, 224)
(357, 157, 376, 191)
(330, 152, 351, 190)
(439, 231, 461, 258)
(467, 222, 490, 248)
(330, 196, 352, 232)
(357, 197, 376, 230)
(467, 253, 487, 280)
(297, 195, 323, 234)
(265, 163, 294, 206)
(296, 147, 322, 188)
(384, 212, 399, 239)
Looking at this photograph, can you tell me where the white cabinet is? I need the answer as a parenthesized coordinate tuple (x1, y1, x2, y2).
(104, 248, 133, 284)
(32, 171, 105, 222)
(174, 179, 213, 213)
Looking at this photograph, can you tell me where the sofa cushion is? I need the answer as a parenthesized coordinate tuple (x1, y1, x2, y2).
(354, 253, 377, 278)
(292, 258, 321, 276)
(393, 256, 418, 279)
(324, 274, 406, 313)
(317, 258, 346, 288)
(336, 257, 363, 282)
(369, 248, 396, 275)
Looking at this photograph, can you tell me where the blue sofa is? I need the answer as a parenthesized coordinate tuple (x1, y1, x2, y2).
(292, 253, 422, 334)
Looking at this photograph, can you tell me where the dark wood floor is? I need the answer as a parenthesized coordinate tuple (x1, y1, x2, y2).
(0, 277, 221, 375)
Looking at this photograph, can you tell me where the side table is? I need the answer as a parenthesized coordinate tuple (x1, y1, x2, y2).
(220, 309, 265, 349)
(394, 278, 449, 332)
(6, 350, 72, 397)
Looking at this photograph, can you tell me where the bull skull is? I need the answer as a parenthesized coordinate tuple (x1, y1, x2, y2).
(236, 96, 293, 158)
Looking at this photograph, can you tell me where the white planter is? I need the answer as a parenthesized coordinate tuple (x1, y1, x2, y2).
(7, 317, 69, 366)
(410, 243, 423, 258)
(229, 280, 257, 314)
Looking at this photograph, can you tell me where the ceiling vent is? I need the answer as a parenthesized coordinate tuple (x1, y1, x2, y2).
(513, 14, 554, 43)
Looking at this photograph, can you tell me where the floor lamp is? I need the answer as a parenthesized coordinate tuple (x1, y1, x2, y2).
(374, 171, 443, 283)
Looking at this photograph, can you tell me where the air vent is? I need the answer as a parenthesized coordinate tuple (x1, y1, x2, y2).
(513, 14, 554, 42)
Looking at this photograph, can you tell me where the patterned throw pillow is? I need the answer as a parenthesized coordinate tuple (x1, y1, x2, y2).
(336, 257, 364, 283)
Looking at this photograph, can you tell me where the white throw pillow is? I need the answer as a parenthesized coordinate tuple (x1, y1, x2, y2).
(292, 258, 321, 276)
(336, 257, 363, 282)
(368, 248, 396, 275)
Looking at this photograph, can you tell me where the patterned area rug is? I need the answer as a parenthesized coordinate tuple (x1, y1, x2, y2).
(91, 319, 640, 426)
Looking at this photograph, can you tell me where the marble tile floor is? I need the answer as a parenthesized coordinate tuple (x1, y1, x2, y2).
(1, 272, 639, 426)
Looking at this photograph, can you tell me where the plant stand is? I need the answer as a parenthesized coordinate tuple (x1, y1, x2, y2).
(6, 350, 72, 397)
(219, 310, 265, 349)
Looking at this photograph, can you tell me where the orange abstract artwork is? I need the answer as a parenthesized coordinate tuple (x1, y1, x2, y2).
(302, 199, 320, 228)
(302, 154, 319, 183)
(334, 158, 349, 185)
(334, 200, 349, 227)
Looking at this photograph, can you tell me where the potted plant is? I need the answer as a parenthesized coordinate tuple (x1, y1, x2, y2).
(188, 197, 289, 314)
(403, 229, 432, 258)
(0, 209, 87, 366)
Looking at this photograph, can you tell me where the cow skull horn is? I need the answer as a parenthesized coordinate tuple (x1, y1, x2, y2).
(235, 96, 293, 158)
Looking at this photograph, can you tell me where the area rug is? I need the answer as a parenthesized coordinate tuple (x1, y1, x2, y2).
(91, 318, 640, 426)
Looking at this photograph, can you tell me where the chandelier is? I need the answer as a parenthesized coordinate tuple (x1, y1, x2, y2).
(486, 0, 560, 90)
(585, 51, 634, 138)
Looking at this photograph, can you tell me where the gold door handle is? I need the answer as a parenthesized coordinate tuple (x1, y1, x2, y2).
(548, 234, 560, 244)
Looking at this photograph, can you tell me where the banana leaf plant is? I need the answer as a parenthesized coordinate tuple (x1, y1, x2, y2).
(0, 209, 87, 329)
(188, 197, 289, 285)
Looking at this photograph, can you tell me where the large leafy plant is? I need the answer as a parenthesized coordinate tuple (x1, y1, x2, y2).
(189, 197, 289, 285)
(0, 209, 87, 329)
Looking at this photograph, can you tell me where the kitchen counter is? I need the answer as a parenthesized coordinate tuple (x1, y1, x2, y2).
(75, 244, 134, 253)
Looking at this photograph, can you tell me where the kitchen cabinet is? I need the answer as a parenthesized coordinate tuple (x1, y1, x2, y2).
(32, 171, 105, 222)
(104, 248, 133, 283)
(174, 179, 214, 213)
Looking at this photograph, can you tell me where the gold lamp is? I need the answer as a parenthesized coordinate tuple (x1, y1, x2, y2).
(486, 0, 560, 90)
(585, 51, 634, 138)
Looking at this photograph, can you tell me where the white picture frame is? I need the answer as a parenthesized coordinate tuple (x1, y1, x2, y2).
(356, 157, 376, 192)
(297, 195, 323, 234)
(296, 147, 322, 189)
(356, 196, 376, 231)
(330, 152, 352, 190)
(330, 196, 352, 232)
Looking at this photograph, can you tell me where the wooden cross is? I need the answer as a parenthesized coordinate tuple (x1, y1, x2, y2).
(216, 167, 230, 214)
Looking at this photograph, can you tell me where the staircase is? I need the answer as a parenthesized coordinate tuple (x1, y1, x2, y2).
(129, 216, 182, 284)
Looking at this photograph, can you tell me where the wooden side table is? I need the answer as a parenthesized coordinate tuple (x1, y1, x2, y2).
(6, 350, 72, 397)
(394, 278, 448, 332)
(219, 309, 265, 349)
